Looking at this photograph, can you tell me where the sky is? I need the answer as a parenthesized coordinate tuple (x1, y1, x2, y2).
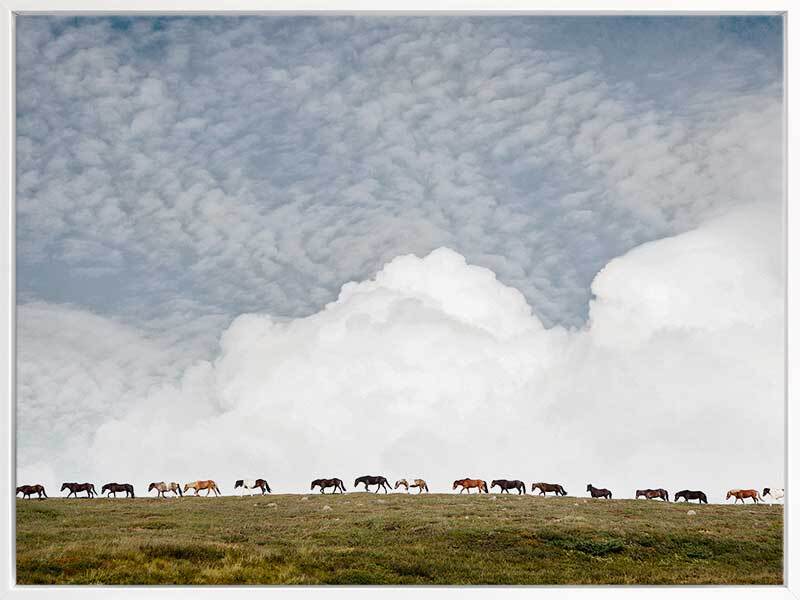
(15, 16, 784, 500)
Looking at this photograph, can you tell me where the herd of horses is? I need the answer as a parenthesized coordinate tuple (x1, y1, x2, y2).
(15, 477, 786, 504)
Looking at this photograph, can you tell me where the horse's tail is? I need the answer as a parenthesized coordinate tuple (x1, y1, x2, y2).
(266, 482, 272, 494)
(483, 481, 488, 493)
(42, 488, 48, 498)
(522, 482, 527, 494)
(130, 486, 135, 498)
(177, 485, 183, 497)
(424, 482, 429, 492)
(608, 491, 612, 499)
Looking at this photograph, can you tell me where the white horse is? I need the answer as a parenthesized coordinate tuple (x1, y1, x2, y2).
(762, 487, 784, 503)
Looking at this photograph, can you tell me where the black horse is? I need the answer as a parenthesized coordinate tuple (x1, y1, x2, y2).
(674, 490, 708, 504)
(354, 475, 391, 493)
(101, 483, 134, 498)
(311, 478, 346, 494)
(16, 484, 47, 499)
(490, 479, 526, 494)
(586, 484, 612, 499)
(61, 482, 96, 498)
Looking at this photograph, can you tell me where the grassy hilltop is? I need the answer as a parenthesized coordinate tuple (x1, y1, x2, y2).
(16, 493, 783, 585)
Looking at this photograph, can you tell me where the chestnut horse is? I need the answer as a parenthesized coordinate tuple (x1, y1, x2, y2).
(16, 484, 47, 499)
(395, 479, 429, 493)
(184, 480, 220, 496)
(586, 484, 612, 499)
(636, 488, 669, 501)
(453, 478, 488, 494)
(491, 479, 526, 494)
(311, 478, 346, 494)
(726, 489, 762, 504)
(101, 483, 134, 498)
(148, 482, 182, 497)
(674, 490, 707, 504)
(61, 482, 96, 498)
(532, 482, 567, 496)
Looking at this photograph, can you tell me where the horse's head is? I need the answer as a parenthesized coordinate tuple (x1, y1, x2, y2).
(763, 488, 771, 497)
(452, 480, 460, 490)
(310, 480, 319, 490)
(726, 490, 733, 499)
(490, 480, 499, 488)
(60, 483, 69, 491)
(148, 482, 156, 492)
(586, 484, 592, 492)
(182, 483, 190, 492)
(15, 486, 22, 493)
(234, 480, 243, 489)
(101, 484, 109, 492)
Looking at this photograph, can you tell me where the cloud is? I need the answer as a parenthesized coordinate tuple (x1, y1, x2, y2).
(15, 16, 783, 331)
(17, 201, 783, 501)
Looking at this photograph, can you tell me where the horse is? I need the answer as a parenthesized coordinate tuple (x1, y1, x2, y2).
(311, 478, 346, 494)
(61, 482, 96, 498)
(395, 479, 429, 493)
(354, 475, 391, 493)
(636, 488, 669, 501)
(491, 479, 526, 494)
(586, 484, 612, 499)
(453, 478, 488, 494)
(531, 482, 567, 496)
(726, 489, 762, 504)
(674, 490, 707, 504)
(184, 480, 221, 496)
(101, 483, 134, 498)
(763, 488, 784, 503)
(148, 482, 183, 497)
(234, 479, 272, 495)
(16, 484, 47, 499)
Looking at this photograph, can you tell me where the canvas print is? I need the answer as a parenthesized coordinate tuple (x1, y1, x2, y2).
(15, 15, 784, 585)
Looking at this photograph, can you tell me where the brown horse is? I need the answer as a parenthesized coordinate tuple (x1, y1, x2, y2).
(101, 483, 134, 498)
(491, 479, 526, 494)
(726, 489, 762, 504)
(16, 484, 47, 499)
(453, 478, 488, 494)
(636, 488, 669, 501)
(532, 482, 567, 496)
(395, 479, 429, 493)
(354, 475, 391, 493)
(61, 482, 96, 498)
(586, 484, 612, 499)
(311, 478, 346, 494)
(148, 482, 183, 497)
(184, 480, 220, 496)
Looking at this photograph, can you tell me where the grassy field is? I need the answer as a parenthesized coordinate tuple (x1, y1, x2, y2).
(16, 493, 783, 585)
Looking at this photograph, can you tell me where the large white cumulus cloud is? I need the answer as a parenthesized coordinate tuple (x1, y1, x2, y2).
(17, 202, 782, 501)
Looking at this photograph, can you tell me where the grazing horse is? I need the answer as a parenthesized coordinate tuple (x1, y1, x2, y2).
(101, 483, 134, 498)
(61, 482, 96, 498)
(354, 475, 391, 493)
(763, 488, 784, 503)
(16, 484, 47, 499)
(586, 484, 612, 499)
(636, 488, 669, 501)
(531, 482, 567, 496)
(726, 489, 762, 504)
(453, 478, 488, 494)
(395, 479, 429, 493)
(234, 479, 272, 495)
(311, 478, 346, 494)
(674, 490, 708, 504)
(184, 480, 221, 496)
(491, 479, 526, 494)
(148, 482, 183, 497)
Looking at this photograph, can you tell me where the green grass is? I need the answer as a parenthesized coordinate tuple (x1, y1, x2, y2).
(16, 494, 783, 585)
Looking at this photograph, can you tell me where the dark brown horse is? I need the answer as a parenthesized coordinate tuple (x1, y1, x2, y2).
(61, 482, 96, 498)
(101, 483, 134, 498)
(636, 488, 669, 501)
(453, 478, 488, 494)
(532, 482, 567, 496)
(16, 484, 47, 499)
(311, 478, 346, 494)
(354, 475, 391, 493)
(586, 484, 612, 499)
(674, 490, 707, 504)
(726, 489, 762, 504)
(491, 479, 526, 494)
